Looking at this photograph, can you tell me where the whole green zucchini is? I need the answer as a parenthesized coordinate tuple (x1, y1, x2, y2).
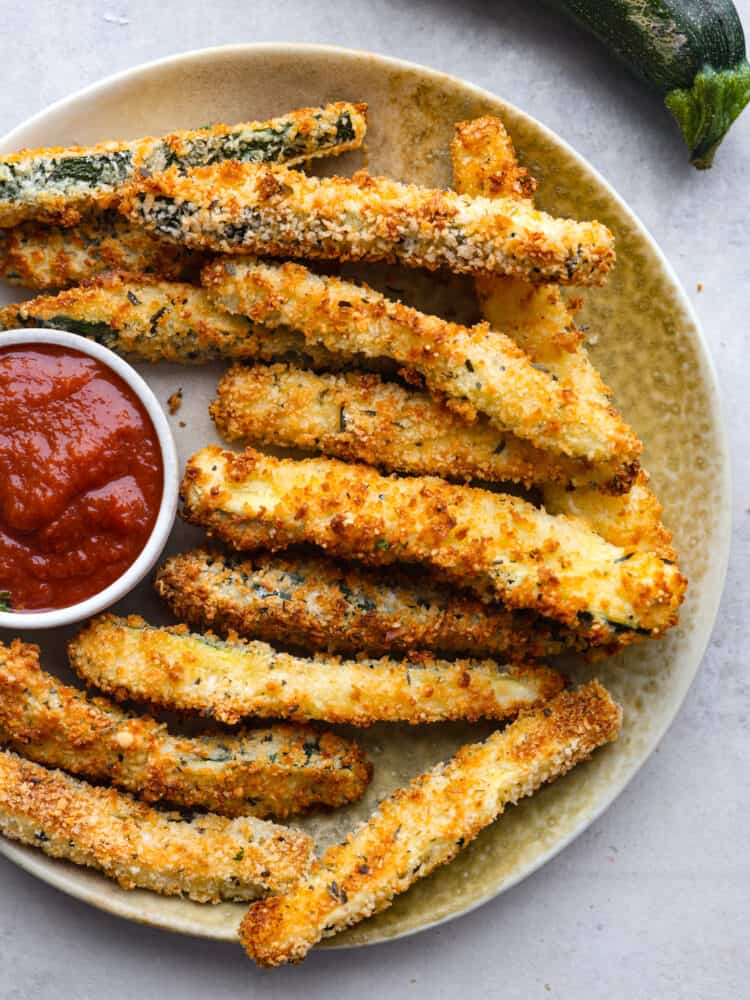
(550, 0, 750, 167)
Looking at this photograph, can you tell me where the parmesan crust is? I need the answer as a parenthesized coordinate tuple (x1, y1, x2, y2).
(0, 271, 397, 374)
(155, 549, 587, 661)
(0, 639, 371, 819)
(0, 749, 314, 903)
(0, 102, 367, 227)
(120, 160, 616, 285)
(0, 211, 200, 290)
(542, 469, 676, 561)
(211, 362, 633, 490)
(180, 446, 686, 642)
(68, 615, 564, 728)
(0, 271, 347, 369)
(203, 258, 639, 468)
(451, 116, 678, 561)
(240, 681, 622, 965)
(452, 117, 627, 418)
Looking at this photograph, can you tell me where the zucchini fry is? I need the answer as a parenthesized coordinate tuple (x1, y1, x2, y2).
(452, 116, 616, 403)
(155, 549, 585, 661)
(0, 102, 367, 227)
(0, 272, 347, 369)
(0, 210, 200, 290)
(542, 469, 677, 561)
(241, 681, 622, 966)
(0, 749, 314, 903)
(0, 639, 371, 819)
(69, 615, 564, 728)
(211, 362, 630, 490)
(452, 116, 677, 558)
(180, 447, 686, 641)
(450, 115, 537, 203)
(203, 258, 639, 468)
(120, 160, 616, 286)
(0, 272, 396, 373)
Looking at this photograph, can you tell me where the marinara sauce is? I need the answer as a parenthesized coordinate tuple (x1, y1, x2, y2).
(0, 343, 163, 612)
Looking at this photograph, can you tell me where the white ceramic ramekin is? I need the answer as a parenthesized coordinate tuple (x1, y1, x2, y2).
(0, 329, 178, 630)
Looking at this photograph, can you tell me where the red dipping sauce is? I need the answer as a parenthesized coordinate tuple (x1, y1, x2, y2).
(0, 343, 163, 612)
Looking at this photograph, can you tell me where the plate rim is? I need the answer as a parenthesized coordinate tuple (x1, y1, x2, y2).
(0, 41, 732, 947)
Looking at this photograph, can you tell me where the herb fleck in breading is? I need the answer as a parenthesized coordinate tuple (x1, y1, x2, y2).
(68, 614, 564, 727)
(0, 749, 314, 903)
(240, 683, 622, 965)
(0, 638, 371, 818)
(180, 447, 686, 644)
(120, 159, 615, 285)
(0, 102, 367, 226)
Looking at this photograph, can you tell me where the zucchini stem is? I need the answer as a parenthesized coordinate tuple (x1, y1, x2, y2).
(665, 61, 750, 168)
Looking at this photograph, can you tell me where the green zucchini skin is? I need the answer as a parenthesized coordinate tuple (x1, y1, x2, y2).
(0, 103, 367, 226)
(550, 0, 750, 166)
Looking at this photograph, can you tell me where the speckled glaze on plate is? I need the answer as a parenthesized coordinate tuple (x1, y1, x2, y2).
(0, 44, 730, 948)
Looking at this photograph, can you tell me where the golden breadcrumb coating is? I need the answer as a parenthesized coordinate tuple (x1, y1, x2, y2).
(68, 615, 564, 728)
(0, 271, 347, 369)
(211, 362, 631, 490)
(542, 469, 677, 561)
(240, 681, 622, 966)
(0, 271, 398, 374)
(450, 115, 538, 203)
(0, 639, 371, 819)
(452, 116, 679, 561)
(0, 304, 23, 331)
(180, 447, 685, 642)
(155, 549, 587, 661)
(0, 211, 200, 290)
(203, 257, 638, 469)
(0, 748, 314, 903)
(120, 159, 615, 285)
(451, 117, 641, 450)
(0, 102, 367, 226)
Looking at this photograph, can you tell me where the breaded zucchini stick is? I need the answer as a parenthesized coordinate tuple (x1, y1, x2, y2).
(180, 447, 686, 641)
(241, 681, 622, 966)
(211, 362, 629, 490)
(203, 258, 639, 468)
(452, 116, 616, 403)
(450, 115, 538, 203)
(0, 102, 367, 226)
(155, 549, 585, 660)
(542, 469, 677, 561)
(452, 116, 676, 557)
(0, 749, 314, 903)
(0, 639, 371, 819)
(0, 210, 200, 289)
(69, 615, 564, 727)
(120, 160, 616, 286)
(0, 272, 347, 369)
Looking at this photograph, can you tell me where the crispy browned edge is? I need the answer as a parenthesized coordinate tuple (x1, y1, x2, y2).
(155, 547, 585, 661)
(0, 212, 201, 290)
(0, 101, 369, 227)
(121, 159, 616, 286)
(451, 115, 679, 566)
(201, 256, 641, 471)
(68, 614, 566, 727)
(239, 681, 622, 965)
(0, 747, 315, 902)
(180, 446, 686, 640)
(0, 638, 372, 818)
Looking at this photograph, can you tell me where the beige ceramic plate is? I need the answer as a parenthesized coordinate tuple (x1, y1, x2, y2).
(0, 44, 730, 948)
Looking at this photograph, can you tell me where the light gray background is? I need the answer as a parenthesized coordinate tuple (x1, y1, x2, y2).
(0, 3, 747, 998)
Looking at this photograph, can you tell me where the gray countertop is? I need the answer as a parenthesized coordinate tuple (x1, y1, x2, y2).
(0, 2, 748, 997)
